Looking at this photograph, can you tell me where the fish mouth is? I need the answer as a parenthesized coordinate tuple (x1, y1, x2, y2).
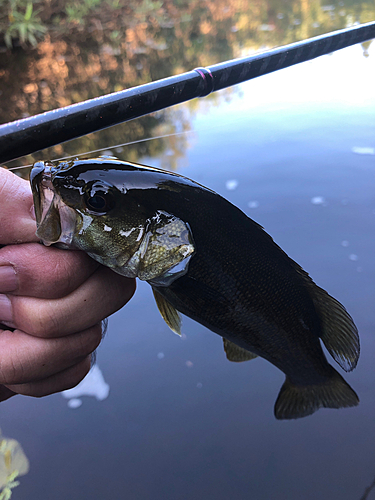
(30, 161, 77, 248)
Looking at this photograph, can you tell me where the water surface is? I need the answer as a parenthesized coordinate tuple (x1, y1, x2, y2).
(0, 3, 375, 500)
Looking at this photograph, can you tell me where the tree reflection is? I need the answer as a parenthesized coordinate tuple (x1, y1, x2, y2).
(0, 0, 373, 168)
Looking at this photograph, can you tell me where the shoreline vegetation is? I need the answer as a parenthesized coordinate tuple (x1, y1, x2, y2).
(0, 0, 374, 171)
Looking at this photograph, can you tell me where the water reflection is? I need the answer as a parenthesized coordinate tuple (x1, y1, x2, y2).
(1, 0, 374, 170)
(352, 146, 375, 155)
(61, 365, 110, 409)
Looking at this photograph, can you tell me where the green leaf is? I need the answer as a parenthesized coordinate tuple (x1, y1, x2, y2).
(24, 2, 33, 21)
(28, 32, 37, 46)
(4, 31, 13, 49)
(19, 22, 26, 42)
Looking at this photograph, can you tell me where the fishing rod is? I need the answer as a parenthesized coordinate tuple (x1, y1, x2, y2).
(0, 21, 374, 164)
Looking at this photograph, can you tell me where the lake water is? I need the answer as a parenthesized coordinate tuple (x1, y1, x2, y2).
(0, 3, 375, 499)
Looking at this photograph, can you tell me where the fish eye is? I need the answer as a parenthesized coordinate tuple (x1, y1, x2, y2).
(85, 191, 115, 213)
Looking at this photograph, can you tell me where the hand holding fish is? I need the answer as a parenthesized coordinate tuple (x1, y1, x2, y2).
(0, 168, 136, 401)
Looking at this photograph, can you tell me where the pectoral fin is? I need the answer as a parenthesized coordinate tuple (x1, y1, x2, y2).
(223, 339, 258, 362)
(152, 288, 181, 336)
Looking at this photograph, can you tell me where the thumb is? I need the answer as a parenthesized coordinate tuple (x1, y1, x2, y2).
(0, 168, 38, 244)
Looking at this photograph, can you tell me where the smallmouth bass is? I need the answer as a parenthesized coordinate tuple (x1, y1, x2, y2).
(30, 158, 360, 419)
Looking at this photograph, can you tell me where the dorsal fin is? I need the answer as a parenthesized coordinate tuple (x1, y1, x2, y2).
(152, 288, 181, 336)
(223, 339, 258, 362)
(295, 266, 360, 372)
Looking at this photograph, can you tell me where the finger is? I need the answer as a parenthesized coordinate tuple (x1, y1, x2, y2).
(2, 267, 136, 338)
(5, 356, 92, 397)
(0, 324, 102, 385)
(0, 385, 16, 402)
(0, 168, 38, 244)
(0, 243, 99, 298)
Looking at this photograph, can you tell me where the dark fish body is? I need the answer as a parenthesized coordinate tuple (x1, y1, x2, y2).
(30, 158, 360, 419)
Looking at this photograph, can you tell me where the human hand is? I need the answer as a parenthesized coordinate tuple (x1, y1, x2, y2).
(0, 168, 136, 401)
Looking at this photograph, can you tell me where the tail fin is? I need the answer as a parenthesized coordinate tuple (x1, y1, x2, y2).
(274, 370, 359, 420)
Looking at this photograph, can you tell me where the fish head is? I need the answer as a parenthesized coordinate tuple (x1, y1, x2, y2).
(30, 158, 195, 284)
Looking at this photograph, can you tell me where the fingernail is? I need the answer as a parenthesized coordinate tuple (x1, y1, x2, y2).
(0, 295, 12, 323)
(0, 266, 18, 293)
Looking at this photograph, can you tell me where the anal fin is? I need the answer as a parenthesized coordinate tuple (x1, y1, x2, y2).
(223, 339, 258, 362)
(152, 288, 181, 336)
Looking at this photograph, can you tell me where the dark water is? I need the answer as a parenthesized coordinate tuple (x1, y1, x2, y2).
(1, 3, 375, 500)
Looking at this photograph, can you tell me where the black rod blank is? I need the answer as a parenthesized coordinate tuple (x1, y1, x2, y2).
(0, 21, 374, 163)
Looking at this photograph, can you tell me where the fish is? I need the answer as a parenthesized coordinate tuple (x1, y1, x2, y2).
(30, 157, 360, 419)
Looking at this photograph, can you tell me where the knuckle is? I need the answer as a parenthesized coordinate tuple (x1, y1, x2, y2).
(48, 252, 85, 289)
(32, 250, 81, 298)
(29, 308, 61, 338)
(0, 358, 22, 385)
(63, 358, 91, 391)
(75, 324, 103, 358)
(83, 324, 103, 354)
(14, 357, 91, 398)
(13, 298, 60, 338)
(29, 248, 97, 299)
